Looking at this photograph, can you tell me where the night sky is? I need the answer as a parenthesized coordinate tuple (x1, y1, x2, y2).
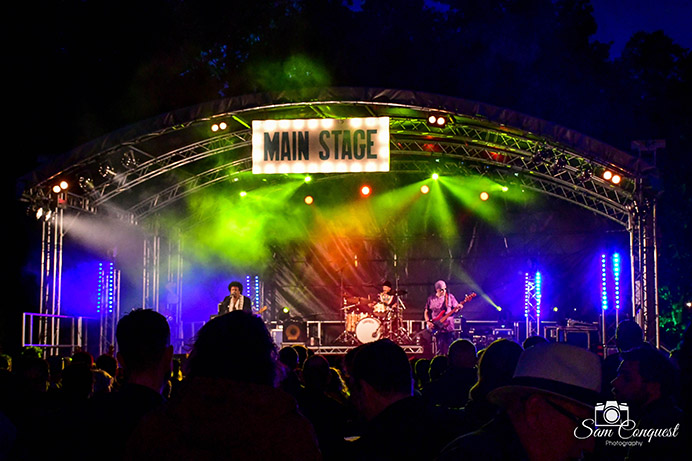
(591, 0, 692, 56)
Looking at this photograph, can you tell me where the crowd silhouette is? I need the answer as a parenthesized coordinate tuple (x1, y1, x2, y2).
(0, 312, 688, 460)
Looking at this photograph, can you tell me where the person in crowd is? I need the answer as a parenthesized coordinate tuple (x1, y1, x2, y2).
(413, 357, 430, 392)
(298, 354, 350, 459)
(423, 339, 477, 409)
(461, 338, 523, 433)
(125, 310, 321, 460)
(96, 353, 119, 380)
(86, 308, 174, 461)
(610, 343, 683, 460)
(440, 342, 602, 461)
(522, 334, 548, 349)
(278, 345, 304, 400)
(602, 319, 645, 398)
(347, 339, 463, 460)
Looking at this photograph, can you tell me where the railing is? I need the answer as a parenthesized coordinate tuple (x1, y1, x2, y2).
(22, 312, 91, 355)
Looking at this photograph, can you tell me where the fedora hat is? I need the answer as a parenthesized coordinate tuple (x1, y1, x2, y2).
(488, 342, 602, 409)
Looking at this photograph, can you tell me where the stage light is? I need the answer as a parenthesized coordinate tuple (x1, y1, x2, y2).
(52, 185, 62, 194)
(304, 175, 312, 183)
(480, 191, 489, 201)
(36, 207, 44, 220)
(611, 174, 621, 184)
(431, 173, 439, 180)
(239, 191, 247, 197)
(501, 186, 509, 192)
(360, 185, 371, 197)
(59, 181, 69, 190)
(553, 307, 558, 312)
(427, 114, 447, 127)
(577, 165, 593, 184)
(603, 170, 613, 181)
(211, 122, 227, 132)
(79, 176, 94, 193)
(304, 195, 314, 205)
(420, 185, 430, 194)
(282, 306, 290, 314)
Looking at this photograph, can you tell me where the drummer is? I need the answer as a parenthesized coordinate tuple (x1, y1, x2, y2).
(371, 280, 397, 315)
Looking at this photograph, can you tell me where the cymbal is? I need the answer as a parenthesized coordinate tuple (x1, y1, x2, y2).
(345, 296, 369, 304)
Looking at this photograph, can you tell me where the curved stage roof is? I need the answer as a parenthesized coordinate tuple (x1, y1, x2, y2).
(20, 87, 658, 227)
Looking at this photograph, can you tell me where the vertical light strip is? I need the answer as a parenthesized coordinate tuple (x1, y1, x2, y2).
(524, 272, 530, 318)
(601, 254, 608, 310)
(613, 253, 621, 310)
(108, 262, 115, 314)
(535, 271, 542, 323)
(97, 263, 104, 314)
(254, 275, 260, 308)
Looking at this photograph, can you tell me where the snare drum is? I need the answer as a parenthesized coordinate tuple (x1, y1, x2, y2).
(355, 317, 382, 343)
(372, 302, 388, 318)
(346, 312, 368, 333)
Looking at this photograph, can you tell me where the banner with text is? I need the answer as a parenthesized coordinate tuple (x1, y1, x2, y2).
(252, 117, 390, 174)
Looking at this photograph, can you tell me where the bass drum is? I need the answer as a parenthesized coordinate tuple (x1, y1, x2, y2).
(355, 316, 381, 344)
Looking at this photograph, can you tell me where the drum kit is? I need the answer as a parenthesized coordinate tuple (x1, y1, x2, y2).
(336, 290, 413, 345)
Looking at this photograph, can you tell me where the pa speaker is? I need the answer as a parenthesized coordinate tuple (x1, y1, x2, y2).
(283, 320, 307, 343)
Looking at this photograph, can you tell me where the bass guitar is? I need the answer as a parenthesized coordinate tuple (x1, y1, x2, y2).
(428, 292, 477, 332)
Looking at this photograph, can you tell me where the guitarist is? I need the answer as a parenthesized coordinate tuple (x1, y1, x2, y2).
(423, 280, 460, 356)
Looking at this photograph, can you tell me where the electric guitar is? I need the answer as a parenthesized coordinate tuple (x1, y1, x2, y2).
(428, 292, 477, 332)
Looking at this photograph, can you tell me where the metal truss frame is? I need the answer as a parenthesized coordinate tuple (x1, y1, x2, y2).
(21, 96, 659, 344)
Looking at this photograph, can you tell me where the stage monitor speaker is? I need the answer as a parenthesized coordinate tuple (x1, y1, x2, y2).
(283, 320, 307, 343)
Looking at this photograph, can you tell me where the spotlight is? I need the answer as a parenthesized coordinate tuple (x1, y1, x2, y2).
(282, 306, 290, 314)
(219, 122, 227, 130)
(603, 170, 613, 181)
(611, 174, 622, 184)
(576, 165, 593, 184)
(431, 173, 439, 180)
(480, 191, 489, 201)
(52, 185, 62, 194)
(427, 114, 447, 127)
(36, 207, 44, 220)
(501, 186, 509, 192)
(420, 185, 430, 194)
(239, 191, 247, 197)
(360, 185, 371, 197)
(98, 163, 116, 178)
(304, 195, 314, 205)
(59, 181, 69, 190)
(304, 175, 312, 183)
(79, 176, 94, 193)
(211, 124, 219, 132)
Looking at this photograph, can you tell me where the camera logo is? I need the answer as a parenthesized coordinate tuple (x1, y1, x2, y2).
(594, 401, 630, 427)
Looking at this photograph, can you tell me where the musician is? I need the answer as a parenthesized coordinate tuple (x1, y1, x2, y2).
(378, 281, 396, 308)
(218, 281, 253, 315)
(423, 280, 459, 356)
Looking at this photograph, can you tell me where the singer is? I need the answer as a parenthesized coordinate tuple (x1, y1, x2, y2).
(423, 280, 459, 355)
(218, 281, 253, 315)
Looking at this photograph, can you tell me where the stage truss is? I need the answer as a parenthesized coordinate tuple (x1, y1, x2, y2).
(19, 88, 661, 352)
